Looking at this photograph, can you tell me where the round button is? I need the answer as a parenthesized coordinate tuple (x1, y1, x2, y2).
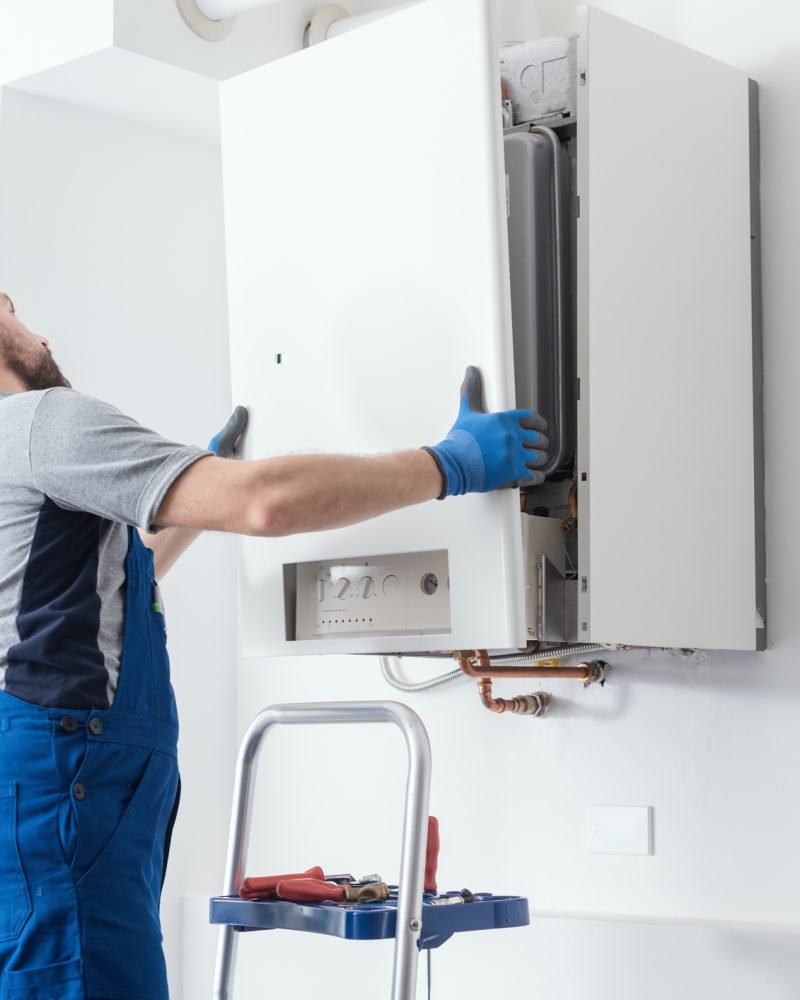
(73, 783, 86, 801)
(88, 718, 103, 735)
(421, 573, 439, 596)
(60, 716, 77, 733)
(382, 575, 399, 596)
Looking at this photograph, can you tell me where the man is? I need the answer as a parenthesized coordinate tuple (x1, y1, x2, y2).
(0, 292, 547, 999)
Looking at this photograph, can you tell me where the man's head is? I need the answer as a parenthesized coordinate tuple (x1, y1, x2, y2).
(0, 293, 71, 392)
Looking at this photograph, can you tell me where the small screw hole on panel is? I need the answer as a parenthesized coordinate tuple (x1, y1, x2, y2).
(421, 573, 439, 596)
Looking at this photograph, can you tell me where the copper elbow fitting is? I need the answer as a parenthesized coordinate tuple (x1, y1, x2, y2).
(476, 678, 550, 716)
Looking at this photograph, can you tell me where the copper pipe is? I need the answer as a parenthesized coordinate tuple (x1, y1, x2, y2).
(477, 678, 549, 716)
(456, 651, 604, 683)
(568, 480, 578, 519)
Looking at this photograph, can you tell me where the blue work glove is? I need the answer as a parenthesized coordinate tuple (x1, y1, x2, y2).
(208, 406, 249, 457)
(423, 367, 548, 499)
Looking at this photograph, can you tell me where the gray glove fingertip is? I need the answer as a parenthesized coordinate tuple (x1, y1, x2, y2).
(460, 365, 485, 413)
(525, 450, 549, 469)
(216, 405, 249, 457)
(231, 404, 249, 435)
(522, 432, 550, 451)
(519, 412, 548, 432)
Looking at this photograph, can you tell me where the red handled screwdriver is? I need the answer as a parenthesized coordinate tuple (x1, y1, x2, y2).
(239, 866, 324, 901)
(425, 816, 439, 894)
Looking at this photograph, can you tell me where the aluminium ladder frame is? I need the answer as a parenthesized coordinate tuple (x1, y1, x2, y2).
(212, 701, 432, 1000)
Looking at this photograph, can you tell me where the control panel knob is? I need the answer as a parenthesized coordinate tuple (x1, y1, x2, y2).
(316, 578, 326, 602)
(359, 576, 375, 599)
(334, 577, 351, 599)
(382, 574, 399, 596)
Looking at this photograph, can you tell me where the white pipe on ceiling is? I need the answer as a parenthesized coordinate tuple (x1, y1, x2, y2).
(194, 0, 280, 18)
(187, 0, 541, 45)
(322, 1, 543, 44)
(195, 0, 416, 26)
(326, 2, 419, 37)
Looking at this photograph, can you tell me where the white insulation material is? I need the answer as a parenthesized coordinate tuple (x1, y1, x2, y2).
(500, 35, 577, 123)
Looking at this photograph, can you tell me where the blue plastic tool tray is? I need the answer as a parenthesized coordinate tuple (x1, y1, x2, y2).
(209, 890, 529, 950)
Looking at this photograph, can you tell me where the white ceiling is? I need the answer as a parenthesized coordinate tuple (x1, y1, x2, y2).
(8, 46, 222, 147)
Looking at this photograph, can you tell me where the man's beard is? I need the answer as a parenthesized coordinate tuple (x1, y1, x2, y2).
(7, 348, 71, 391)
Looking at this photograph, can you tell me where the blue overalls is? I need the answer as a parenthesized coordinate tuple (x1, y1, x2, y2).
(0, 529, 180, 999)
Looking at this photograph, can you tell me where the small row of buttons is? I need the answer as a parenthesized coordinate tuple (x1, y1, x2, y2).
(58, 719, 104, 801)
(59, 716, 104, 735)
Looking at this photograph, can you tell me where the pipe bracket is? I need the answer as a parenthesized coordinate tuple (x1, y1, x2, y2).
(176, 0, 235, 41)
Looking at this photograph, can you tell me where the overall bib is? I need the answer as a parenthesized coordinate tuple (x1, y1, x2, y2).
(0, 529, 180, 999)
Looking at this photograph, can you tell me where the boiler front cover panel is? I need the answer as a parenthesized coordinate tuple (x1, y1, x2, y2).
(221, 0, 527, 657)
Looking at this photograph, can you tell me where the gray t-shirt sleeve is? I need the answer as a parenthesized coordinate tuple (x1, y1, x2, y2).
(27, 388, 210, 531)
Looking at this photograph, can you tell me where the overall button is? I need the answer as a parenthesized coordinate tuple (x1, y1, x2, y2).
(60, 716, 78, 733)
(73, 783, 86, 801)
(88, 718, 103, 735)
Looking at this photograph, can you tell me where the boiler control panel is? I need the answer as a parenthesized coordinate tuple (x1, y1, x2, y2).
(293, 550, 451, 640)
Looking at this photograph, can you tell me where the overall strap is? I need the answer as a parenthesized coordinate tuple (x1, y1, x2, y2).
(109, 528, 179, 738)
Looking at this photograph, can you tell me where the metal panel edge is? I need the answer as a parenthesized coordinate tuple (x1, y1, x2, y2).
(575, 5, 590, 640)
(749, 78, 767, 651)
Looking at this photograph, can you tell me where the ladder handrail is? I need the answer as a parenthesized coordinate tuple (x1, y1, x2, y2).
(213, 701, 432, 1000)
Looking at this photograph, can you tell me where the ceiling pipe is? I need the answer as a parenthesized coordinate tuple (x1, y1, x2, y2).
(195, 0, 281, 18)
(179, 0, 541, 45)
(323, 2, 420, 40)
(175, 0, 237, 40)
(306, 0, 540, 47)
(177, 0, 417, 43)
(305, 2, 420, 46)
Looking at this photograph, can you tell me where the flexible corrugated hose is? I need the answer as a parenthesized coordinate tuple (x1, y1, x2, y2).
(379, 657, 464, 693)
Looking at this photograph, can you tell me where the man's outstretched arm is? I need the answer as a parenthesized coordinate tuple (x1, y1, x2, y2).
(154, 449, 442, 536)
(154, 367, 549, 537)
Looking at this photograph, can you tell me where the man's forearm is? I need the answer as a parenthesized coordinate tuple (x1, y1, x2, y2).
(155, 449, 443, 536)
(256, 449, 443, 535)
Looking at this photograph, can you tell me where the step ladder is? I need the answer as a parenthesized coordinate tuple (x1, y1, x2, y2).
(210, 701, 528, 999)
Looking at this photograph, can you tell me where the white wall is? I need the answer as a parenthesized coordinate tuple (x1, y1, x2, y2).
(4, 0, 799, 996)
(0, 90, 237, 1000)
(224, 0, 800, 997)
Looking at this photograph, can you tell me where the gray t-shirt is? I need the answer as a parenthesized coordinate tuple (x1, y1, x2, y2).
(0, 388, 208, 709)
